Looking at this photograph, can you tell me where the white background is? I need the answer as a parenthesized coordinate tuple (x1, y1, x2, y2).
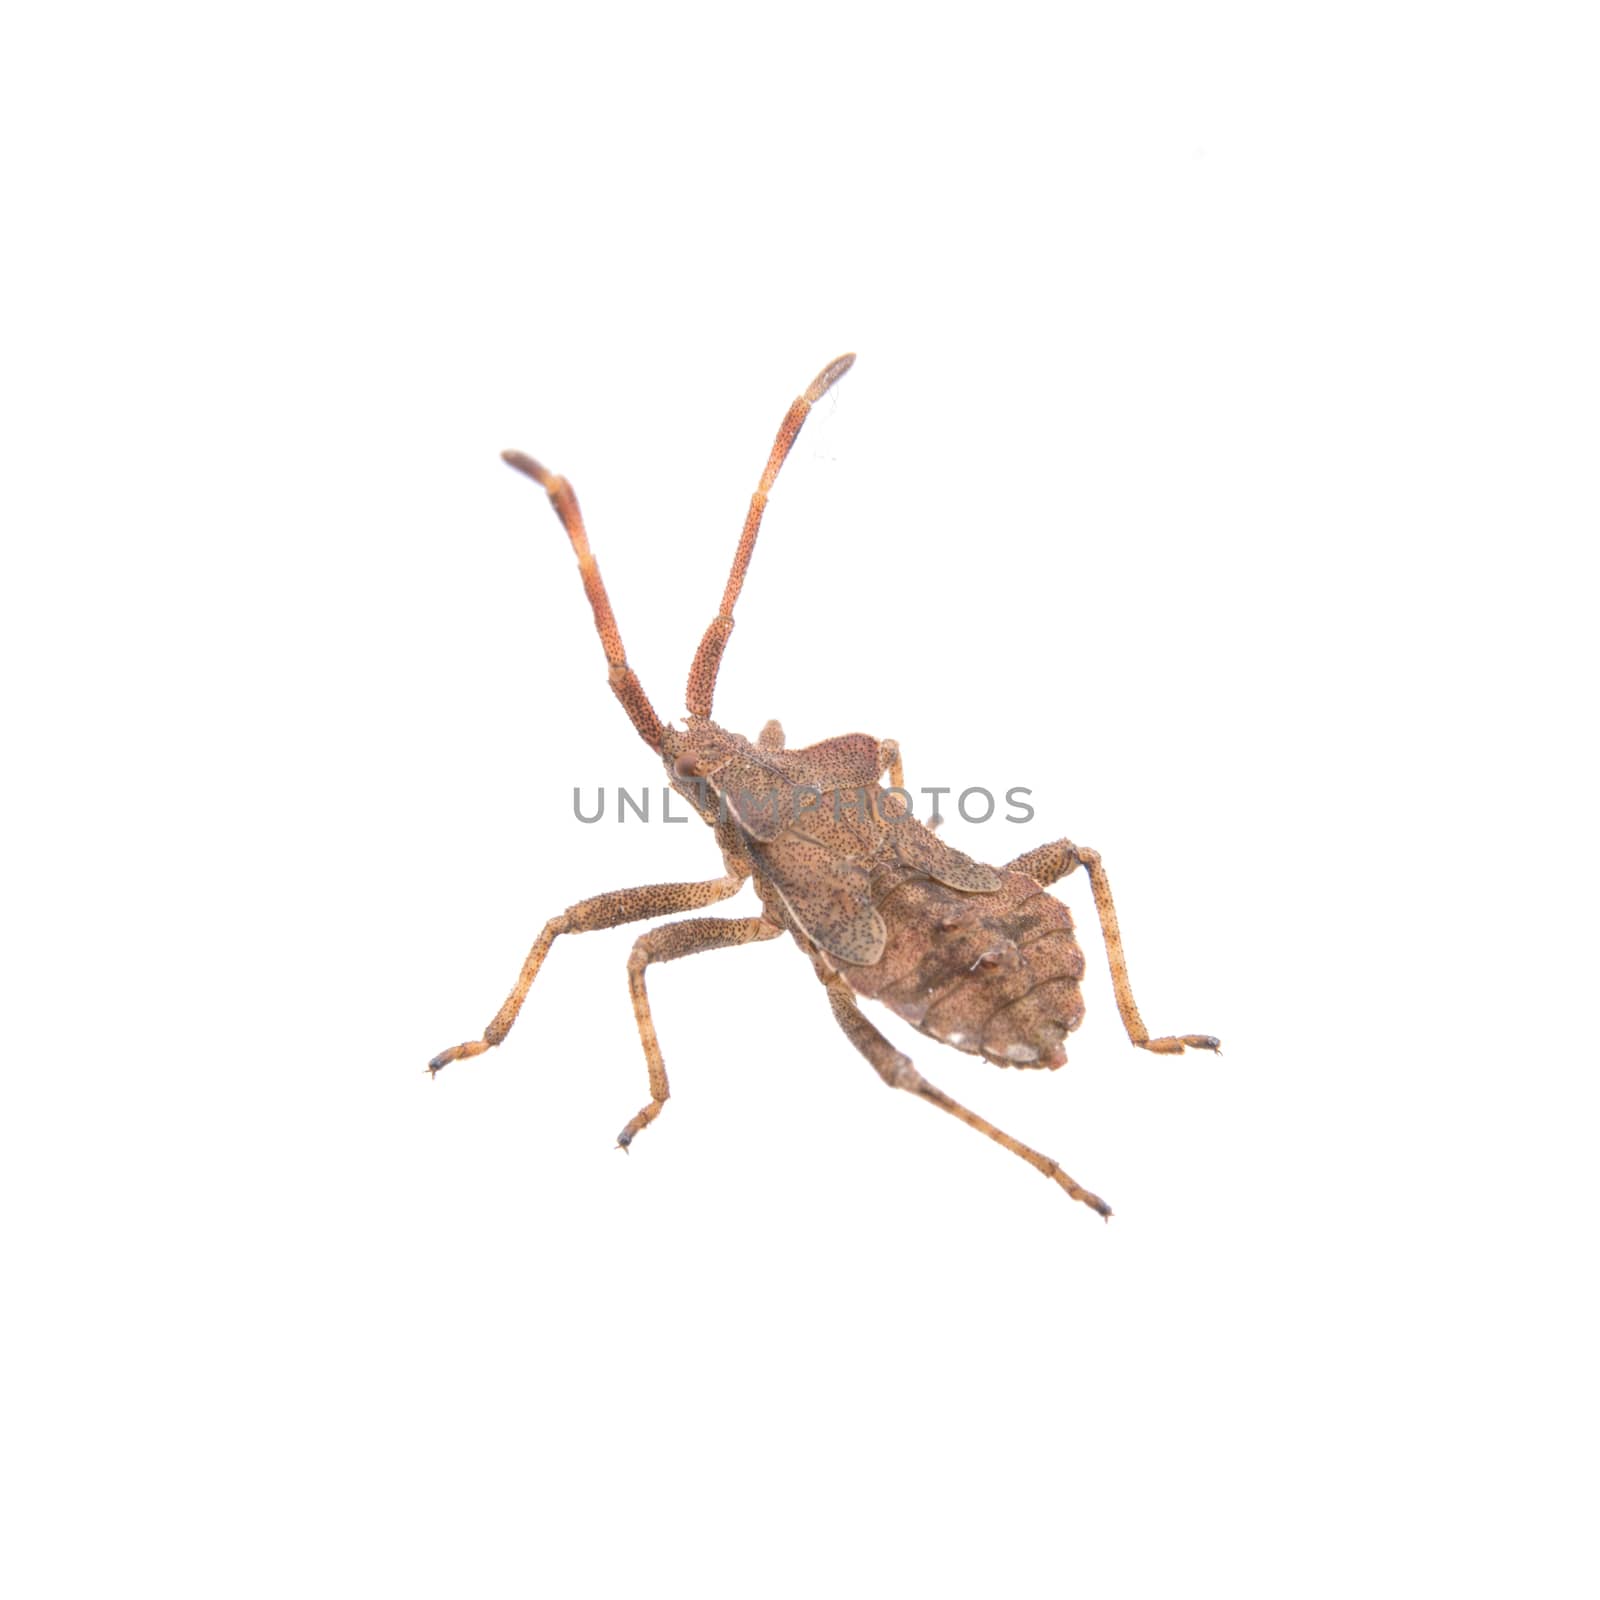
(3, 4, 1596, 1595)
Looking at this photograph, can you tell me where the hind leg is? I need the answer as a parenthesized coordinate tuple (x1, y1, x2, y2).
(821, 974, 1111, 1218)
(1005, 838, 1220, 1056)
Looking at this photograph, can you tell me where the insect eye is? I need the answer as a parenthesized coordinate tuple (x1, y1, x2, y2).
(674, 753, 709, 780)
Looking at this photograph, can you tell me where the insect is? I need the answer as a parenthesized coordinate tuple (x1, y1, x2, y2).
(428, 353, 1220, 1217)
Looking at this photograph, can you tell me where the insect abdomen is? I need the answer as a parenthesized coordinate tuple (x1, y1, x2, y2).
(846, 863, 1087, 1068)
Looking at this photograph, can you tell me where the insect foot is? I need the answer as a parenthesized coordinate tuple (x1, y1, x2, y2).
(426, 1039, 489, 1077)
(614, 1101, 665, 1153)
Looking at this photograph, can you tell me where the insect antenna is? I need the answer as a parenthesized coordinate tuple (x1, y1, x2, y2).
(501, 450, 665, 752)
(684, 352, 856, 721)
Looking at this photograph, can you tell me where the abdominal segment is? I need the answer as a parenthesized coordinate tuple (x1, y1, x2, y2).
(846, 863, 1087, 1068)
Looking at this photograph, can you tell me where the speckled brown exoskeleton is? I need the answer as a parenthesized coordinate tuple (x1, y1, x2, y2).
(428, 354, 1220, 1217)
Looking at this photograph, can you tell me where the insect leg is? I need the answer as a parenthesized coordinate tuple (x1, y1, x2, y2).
(872, 738, 945, 830)
(618, 915, 785, 1149)
(822, 978, 1112, 1217)
(1004, 839, 1221, 1057)
(427, 875, 746, 1074)
(878, 738, 905, 792)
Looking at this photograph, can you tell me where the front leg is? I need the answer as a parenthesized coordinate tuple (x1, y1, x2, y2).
(1004, 839, 1221, 1057)
(428, 875, 747, 1073)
